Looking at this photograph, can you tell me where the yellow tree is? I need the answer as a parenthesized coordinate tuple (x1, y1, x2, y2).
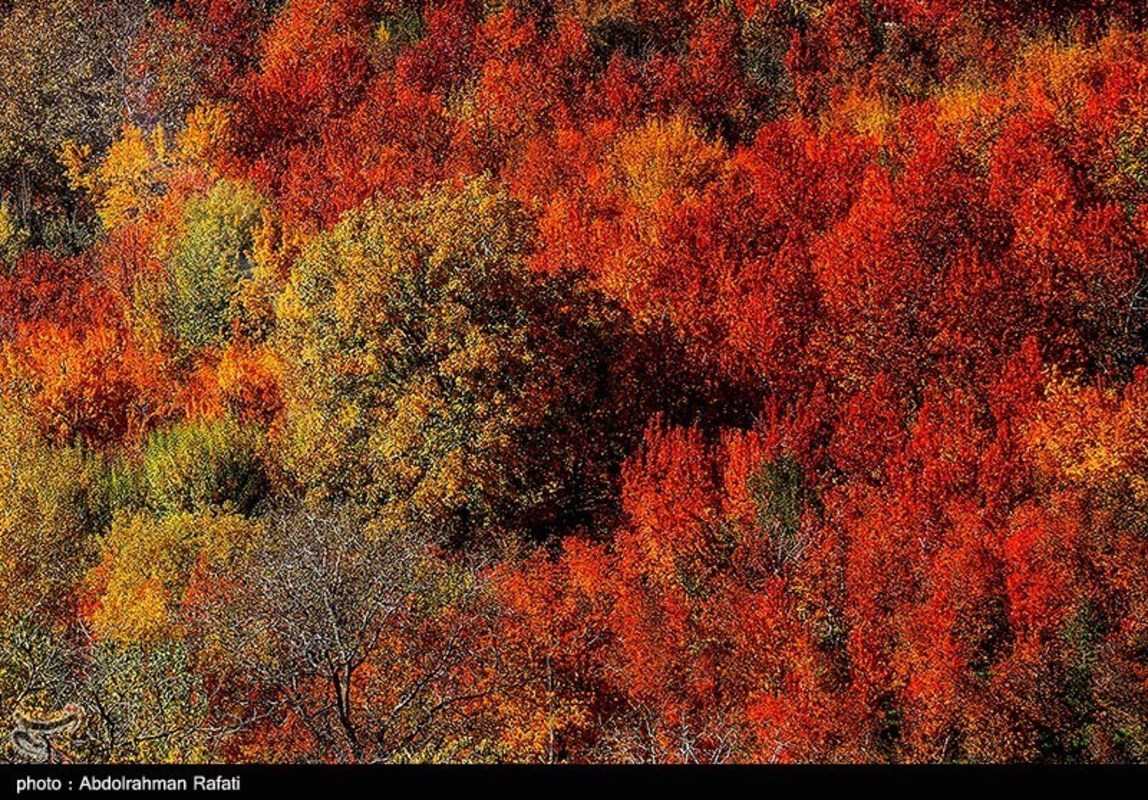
(277, 177, 639, 548)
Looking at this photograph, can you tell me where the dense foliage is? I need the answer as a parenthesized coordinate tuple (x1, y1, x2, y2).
(3, 0, 1148, 763)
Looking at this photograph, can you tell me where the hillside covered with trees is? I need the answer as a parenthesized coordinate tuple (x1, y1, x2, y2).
(3, 0, 1148, 763)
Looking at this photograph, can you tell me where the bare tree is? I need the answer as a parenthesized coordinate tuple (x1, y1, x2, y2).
(206, 503, 498, 763)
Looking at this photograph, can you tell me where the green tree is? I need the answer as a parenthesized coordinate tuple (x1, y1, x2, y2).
(167, 180, 266, 352)
(139, 416, 268, 517)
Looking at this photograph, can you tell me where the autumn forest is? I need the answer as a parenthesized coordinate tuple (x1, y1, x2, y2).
(2, 0, 1148, 764)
